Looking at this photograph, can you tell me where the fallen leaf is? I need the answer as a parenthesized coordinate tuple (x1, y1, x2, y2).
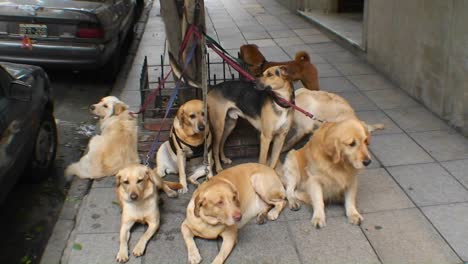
(72, 243, 82, 250)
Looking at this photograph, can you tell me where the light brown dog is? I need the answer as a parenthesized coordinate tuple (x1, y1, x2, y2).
(281, 119, 372, 228)
(181, 163, 286, 264)
(115, 164, 182, 262)
(239, 44, 319, 91)
(155, 99, 213, 193)
(282, 88, 384, 151)
(65, 96, 139, 179)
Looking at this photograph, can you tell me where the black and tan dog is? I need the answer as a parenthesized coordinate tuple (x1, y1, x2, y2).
(155, 99, 213, 194)
(169, 53, 295, 172)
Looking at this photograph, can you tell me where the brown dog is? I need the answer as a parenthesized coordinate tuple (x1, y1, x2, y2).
(115, 164, 182, 262)
(155, 99, 213, 193)
(281, 119, 372, 228)
(181, 163, 286, 264)
(239, 44, 319, 91)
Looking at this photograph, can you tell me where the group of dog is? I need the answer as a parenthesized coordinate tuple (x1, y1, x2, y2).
(65, 44, 384, 264)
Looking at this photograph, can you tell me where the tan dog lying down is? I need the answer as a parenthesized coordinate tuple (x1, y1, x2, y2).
(155, 99, 213, 194)
(282, 89, 384, 151)
(65, 96, 139, 179)
(116, 164, 182, 262)
(182, 163, 286, 264)
(281, 119, 372, 228)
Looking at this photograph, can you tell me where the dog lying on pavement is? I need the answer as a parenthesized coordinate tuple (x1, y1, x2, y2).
(65, 96, 140, 179)
(280, 119, 372, 228)
(181, 163, 286, 264)
(239, 44, 319, 91)
(115, 164, 182, 262)
(169, 52, 295, 172)
(154, 99, 213, 193)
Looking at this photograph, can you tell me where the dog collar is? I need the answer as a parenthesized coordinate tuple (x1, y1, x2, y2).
(169, 127, 211, 160)
(266, 89, 295, 109)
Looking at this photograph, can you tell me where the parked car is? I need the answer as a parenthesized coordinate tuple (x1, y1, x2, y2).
(0, 0, 139, 81)
(0, 62, 57, 204)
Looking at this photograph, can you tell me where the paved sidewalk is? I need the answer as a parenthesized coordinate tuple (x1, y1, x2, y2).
(57, 0, 468, 263)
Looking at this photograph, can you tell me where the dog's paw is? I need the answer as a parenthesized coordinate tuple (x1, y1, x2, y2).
(178, 186, 189, 194)
(188, 178, 200, 186)
(288, 198, 301, 211)
(116, 249, 129, 263)
(256, 212, 268, 225)
(311, 214, 326, 229)
(166, 189, 178, 198)
(132, 243, 146, 257)
(221, 157, 232, 164)
(188, 250, 202, 264)
(348, 213, 363, 225)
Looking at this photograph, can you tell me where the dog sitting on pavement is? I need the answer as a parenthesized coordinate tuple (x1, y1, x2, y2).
(181, 163, 286, 264)
(115, 164, 182, 262)
(239, 44, 319, 91)
(154, 99, 213, 193)
(65, 96, 140, 179)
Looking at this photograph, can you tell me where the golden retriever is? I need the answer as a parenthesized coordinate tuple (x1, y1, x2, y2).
(282, 88, 384, 151)
(181, 163, 286, 264)
(65, 96, 140, 179)
(155, 99, 213, 193)
(115, 164, 182, 262)
(281, 119, 372, 228)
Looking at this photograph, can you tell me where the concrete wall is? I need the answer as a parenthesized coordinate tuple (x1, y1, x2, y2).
(276, 0, 338, 12)
(366, 0, 468, 135)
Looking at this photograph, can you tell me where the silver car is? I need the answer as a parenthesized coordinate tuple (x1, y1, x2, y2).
(0, 0, 139, 80)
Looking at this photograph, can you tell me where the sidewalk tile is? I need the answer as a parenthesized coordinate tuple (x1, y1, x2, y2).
(422, 203, 468, 261)
(289, 218, 380, 264)
(338, 91, 379, 111)
(347, 74, 396, 91)
(388, 163, 468, 206)
(225, 221, 301, 264)
(356, 110, 403, 135)
(281, 203, 346, 222)
(365, 89, 419, 110)
(358, 168, 414, 213)
(441, 159, 468, 189)
(385, 106, 451, 133)
(242, 30, 270, 40)
(68, 233, 142, 264)
(299, 34, 331, 44)
(319, 76, 359, 93)
(281, 44, 328, 63)
(362, 208, 460, 264)
(274, 37, 305, 47)
(307, 42, 346, 53)
(333, 62, 376, 75)
(369, 133, 434, 166)
(247, 38, 277, 47)
(268, 29, 298, 38)
(256, 45, 291, 61)
(76, 188, 122, 234)
(316, 63, 342, 77)
(410, 130, 468, 162)
(92, 176, 115, 188)
(293, 28, 322, 36)
(321, 51, 361, 63)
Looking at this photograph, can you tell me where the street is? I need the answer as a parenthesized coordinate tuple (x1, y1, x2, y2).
(0, 70, 113, 264)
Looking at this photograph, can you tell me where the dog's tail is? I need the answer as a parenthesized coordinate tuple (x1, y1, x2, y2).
(163, 181, 184, 191)
(294, 51, 310, 63)
(168, 52, 202, 89)
(367, 123, 385, 133)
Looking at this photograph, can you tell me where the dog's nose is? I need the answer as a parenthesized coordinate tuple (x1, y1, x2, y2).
(198, 124, 205, 131)
(232, 211, 242, 222)
(363, 159, 372, 167)
(130, 193, 139, 201)
(90, 105, 95, 111)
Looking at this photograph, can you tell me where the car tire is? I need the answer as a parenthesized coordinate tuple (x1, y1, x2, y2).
(29, 111, 58, 182)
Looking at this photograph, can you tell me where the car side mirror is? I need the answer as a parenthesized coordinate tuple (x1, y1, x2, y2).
(8, 80, 32, 102)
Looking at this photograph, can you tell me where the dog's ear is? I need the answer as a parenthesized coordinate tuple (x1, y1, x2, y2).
(324, 135, 342, 164)
(276, 66, 290, 78)
(113, 102, 128, 115)
(194, 193, 204, 217)
(115, 172, 122, 187)
(361, 121, 372, 145)
(146, 167, 162, 188)
(176, 104, 185, 125)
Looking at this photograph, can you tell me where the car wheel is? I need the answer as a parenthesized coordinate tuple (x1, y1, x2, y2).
(29, 111, 58, 182)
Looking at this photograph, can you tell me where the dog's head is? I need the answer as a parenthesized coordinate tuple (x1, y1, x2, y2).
(176, 99, 206, 135)
(193, 179, 242, 226)
(90, 96, 129, 119)
(239, 44, 266, 77)
(116, 165, 158, 202)
(320, 119, 372, 169)
(255, 65, 292, 92)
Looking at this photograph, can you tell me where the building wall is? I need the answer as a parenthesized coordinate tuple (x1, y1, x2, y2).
(366, 0, 468, 135)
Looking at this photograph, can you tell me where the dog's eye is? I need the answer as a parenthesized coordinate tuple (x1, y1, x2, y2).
(349, 140, 356, 147)
(266, 72, 273, 77)
(103, 104, 108, 108)
(123, 180, 129, 185)
(189, 114, 196, 119)
(217, 200, 224, 206)
(137, 179, 143, 184)
(201, 112, 205, 117)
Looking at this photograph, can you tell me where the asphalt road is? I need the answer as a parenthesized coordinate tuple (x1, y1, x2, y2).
(0, 70, 113, 264)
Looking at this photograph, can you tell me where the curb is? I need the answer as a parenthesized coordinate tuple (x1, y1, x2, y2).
(39, 2, 153, 263)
